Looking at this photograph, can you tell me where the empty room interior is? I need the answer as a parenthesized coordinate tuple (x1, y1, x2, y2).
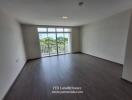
(1, 0, 132, 100)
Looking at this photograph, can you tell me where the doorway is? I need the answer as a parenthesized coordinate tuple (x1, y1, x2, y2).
(38, 27, 71, 57)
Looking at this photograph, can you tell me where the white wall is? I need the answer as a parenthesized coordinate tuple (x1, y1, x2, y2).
(0, 10, 26, 100)
(122, 12, 132, 82)
(81, 10, 131, 64)
(71, 27, 80, 52)
(21, 24, 41, 60)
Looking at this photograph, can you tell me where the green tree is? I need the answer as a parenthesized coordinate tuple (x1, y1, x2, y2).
(40, 37, 68, 53)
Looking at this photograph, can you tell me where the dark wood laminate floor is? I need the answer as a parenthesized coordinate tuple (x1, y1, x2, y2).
(4, 53, 132, 100)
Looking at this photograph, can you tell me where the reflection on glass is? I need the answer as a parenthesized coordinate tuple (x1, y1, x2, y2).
(39, 33, 49, 57)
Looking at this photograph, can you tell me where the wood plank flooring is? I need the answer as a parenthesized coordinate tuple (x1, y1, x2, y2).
(4, 53, 132, 100)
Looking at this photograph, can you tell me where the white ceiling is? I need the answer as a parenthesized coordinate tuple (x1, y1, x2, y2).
(0, 0, 132, 26)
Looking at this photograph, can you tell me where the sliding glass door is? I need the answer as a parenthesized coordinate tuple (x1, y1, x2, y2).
(57, 33, 65, 54)
(38, 27, 71, 57)
(39, 33, 49, 57)
(65, 33, 71, 53)
(48, 33, 57, 56)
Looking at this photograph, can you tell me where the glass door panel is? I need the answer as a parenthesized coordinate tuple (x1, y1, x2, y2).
(65, 33, 71, 53)
(48, 33, 57, 56)
(57, 33, 65, 54)
(39, 33, 49, 57)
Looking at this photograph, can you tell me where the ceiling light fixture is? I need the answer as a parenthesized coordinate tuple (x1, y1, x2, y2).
(62, 16, 69, 20)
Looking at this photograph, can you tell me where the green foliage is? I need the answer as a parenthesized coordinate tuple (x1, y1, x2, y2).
(40, 37, 68, 46)
(40, 37, 68, 53)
